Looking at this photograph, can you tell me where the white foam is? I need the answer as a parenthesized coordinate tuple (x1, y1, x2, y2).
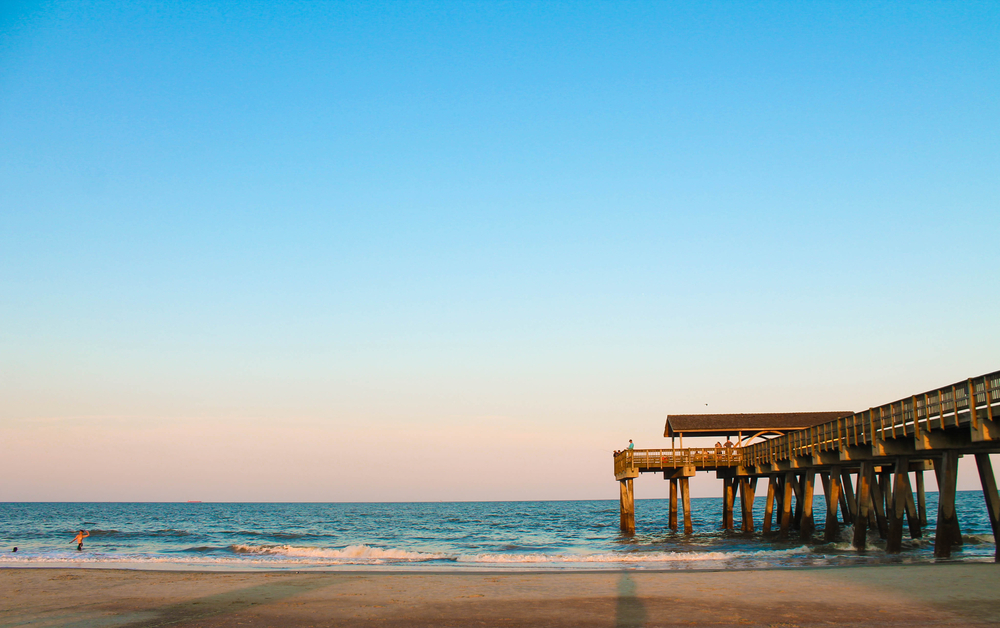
(228, 544, 447, 561)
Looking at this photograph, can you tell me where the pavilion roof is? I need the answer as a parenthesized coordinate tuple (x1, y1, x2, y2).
(663, 411, 853, 438)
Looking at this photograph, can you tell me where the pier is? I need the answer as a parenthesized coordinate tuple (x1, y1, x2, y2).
(613, 370, 1000, 559)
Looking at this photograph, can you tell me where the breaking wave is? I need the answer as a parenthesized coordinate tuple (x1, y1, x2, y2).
(228, 544, 450, 562)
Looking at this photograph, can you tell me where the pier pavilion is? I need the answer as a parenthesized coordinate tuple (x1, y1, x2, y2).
(613, 370, 1000, 560)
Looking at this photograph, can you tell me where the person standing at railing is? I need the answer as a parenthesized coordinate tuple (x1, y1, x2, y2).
(627, 440, 634, 450)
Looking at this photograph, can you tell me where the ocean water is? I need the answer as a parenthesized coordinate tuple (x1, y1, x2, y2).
(0, 491, 995, 571)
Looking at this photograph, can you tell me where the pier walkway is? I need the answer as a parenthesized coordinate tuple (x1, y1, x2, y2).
(613, 370, 1000, 559)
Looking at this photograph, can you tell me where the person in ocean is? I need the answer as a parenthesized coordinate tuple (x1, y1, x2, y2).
(72, 530, 90, 551)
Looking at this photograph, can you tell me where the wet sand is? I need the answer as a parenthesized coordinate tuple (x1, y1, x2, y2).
(2, 563, 999, 627)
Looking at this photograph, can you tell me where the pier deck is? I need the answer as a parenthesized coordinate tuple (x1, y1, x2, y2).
(613, 370, 1000, 558)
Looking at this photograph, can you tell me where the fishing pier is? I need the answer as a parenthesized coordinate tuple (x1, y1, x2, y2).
(613, 370, 1000, 559)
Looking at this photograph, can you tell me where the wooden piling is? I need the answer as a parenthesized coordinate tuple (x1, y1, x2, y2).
(886, 457, 907, 553)
(823, 467, 842, 542)
(740, 478, 756, 533)
(915, 469, 927, 527)
(934, 451, 961, 558)
(800, 469, 816, 541)
(879, 470, 893, 524)
(902, 471, 921, 539)
(669, 478, 678, 531)
(841, 470, 857, 524)
(974, 453, 1000, 562)
(852, 462, 873, 550)
(619, 479, 635, 535)
(779, 471, 794, 539)
(763, 476, 777, 535)
(868, 469, 889, 539)
(680, 477, 693, 535)
(791, 473, 804, 530)
(722, 477, 735, 531)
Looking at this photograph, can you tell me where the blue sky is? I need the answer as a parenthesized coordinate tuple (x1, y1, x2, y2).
(1, 1, 998, 500)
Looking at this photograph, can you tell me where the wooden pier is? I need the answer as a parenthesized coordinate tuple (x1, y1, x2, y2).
(613, 370, 1000, 559)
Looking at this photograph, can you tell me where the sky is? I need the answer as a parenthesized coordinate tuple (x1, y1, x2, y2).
(1, 1, 998, 502)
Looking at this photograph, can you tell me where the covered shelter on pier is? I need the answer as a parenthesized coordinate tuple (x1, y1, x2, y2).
(664, 411, 854, 446)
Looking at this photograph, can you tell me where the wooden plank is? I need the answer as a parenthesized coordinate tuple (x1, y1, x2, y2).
(886, 457, 908, 553)
(852, 462, 873, 550)
(824, 466, 841, 542)
(934, 451, 961, 557)
(779, 471, 794, 540)
(681, 477, 693, 535)
(974, 453, 1000, 562)
(763, 476, 776, 535)
(800, 469, 816, 540)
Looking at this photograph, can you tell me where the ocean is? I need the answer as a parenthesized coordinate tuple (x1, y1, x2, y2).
(0, 491, 995, 571)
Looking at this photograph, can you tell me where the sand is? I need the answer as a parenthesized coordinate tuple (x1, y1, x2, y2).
(2, 564, 999, 627)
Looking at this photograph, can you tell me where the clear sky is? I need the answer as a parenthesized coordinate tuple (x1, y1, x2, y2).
(1, 1, 998, 501)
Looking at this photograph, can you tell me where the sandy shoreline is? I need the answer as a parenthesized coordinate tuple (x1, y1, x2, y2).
(3, 563, 999, 627)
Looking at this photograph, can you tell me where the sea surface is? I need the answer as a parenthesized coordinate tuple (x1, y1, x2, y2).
(0, 491, 995, 571)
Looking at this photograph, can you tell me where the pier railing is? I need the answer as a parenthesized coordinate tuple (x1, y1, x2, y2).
(742, 370, 1000, 468)
(614, 447, 741, 476)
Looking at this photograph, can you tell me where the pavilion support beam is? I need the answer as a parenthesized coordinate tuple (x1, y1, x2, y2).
(763, 476, 777, 535)
(619, 479, 635, 535)
(800, 469, 816, 541)
(680, 477, 693, 535)
(823, 467, 842, 542)
(975, 453, 1000, 562)
(668, 479, 678, 532)
(886, 457, 908, 553)
(852, 462, 874, 550)
(779, 471, 794, 540)
(934, 450, 961, 558)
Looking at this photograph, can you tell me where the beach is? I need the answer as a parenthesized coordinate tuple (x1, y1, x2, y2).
(3, 563, 999, 627)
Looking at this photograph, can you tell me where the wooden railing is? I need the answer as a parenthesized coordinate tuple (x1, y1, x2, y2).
(614, 447, 741, 476)
(741, 370, 1000, 468)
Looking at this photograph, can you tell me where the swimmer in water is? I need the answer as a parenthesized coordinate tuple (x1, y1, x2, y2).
(72, 530, 89, 551)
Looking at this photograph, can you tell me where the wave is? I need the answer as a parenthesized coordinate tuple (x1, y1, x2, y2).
(227, 544, 450, 562)
(85, 529, 195, 539)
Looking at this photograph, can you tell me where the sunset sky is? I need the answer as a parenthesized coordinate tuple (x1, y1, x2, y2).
(2, 1, 998, 501)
